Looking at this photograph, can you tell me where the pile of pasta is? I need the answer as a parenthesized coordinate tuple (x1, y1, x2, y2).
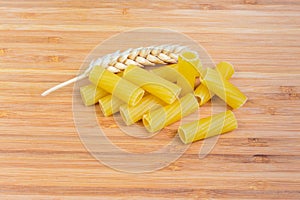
(80, 51, 247, 144)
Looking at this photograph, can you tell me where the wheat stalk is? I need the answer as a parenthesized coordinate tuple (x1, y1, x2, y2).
(41, 44, 188, 96)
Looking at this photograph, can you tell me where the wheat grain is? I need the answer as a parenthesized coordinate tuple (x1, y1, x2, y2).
(41, 44, 188, 96)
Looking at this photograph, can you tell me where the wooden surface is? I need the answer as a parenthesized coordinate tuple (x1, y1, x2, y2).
(1, 0, 300, 199)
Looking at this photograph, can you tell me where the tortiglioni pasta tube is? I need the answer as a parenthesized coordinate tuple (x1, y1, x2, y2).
(98, 95, 125, 117)
(202, 68, 247, 109)
(178, 51, 202, 81)
(123, 65, 181, 104)
(177, 51, 203, 95)
(80, 84, 108, 106)
(215, 61, 235, 79)
(194, 61, 235, 106)
(150, 64, 178, 82)
(89, 66, 145, 106)
(177, 75, 195, 96)
(178, 110, 237, 144)
(142, 93, 199, 133)
(193, 84, 212, 106)
(119, 95, 165, 125)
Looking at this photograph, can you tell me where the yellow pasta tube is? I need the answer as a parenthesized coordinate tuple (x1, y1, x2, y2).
(150, 64, 178, 82)
(194, 61, 235, 106)
(202, 68, 247, 109)
(194, 84, 212, 106)
(98, 95, 125, 117)
(150, 64, 194, 96)
(177, 51, 203, 95)
(123, 65, 181, 104)
(177, 75, 195, 96)
(119, 95, 165, 125)
(178, 110, 237, 144)
(89, 66, 145, 106)
(215, 61, 235, 79)
(142, 93, 199, 133)
(178, 51, 203, 83)
(80, 84, 108, 106)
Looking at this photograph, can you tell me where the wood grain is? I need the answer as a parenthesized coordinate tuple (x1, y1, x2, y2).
(0, 0, 299, 199)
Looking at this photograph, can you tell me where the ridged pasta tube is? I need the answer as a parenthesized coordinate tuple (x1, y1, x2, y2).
(178, 110, 237, 144)
(202, 68, 247, 109)
(89, 66, 145, 106)
(150, 64, 178, 83)
(177, 51, 203, 95)
(215, 61, 235, 79)
(123, 65, 181, 104)
(178, 51, 202, 85)
(177, 75, 195, 96)
(98, 95, 125, 117)
(194, 61, 235, 106)
(151, 64, 196, 96)
(80, 84, 108, 106)
(142, 93, 199, 133)
(119, 95, 165, 125)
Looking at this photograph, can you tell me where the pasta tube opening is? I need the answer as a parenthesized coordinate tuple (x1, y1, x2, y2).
(194, 84, 213, 106)
(142, 114, 151, 128)
(178, 51, 204, 77)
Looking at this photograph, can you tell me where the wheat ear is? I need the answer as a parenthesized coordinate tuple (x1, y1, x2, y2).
(41, 44, 188, 96)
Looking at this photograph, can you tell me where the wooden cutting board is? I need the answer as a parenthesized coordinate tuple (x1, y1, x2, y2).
(0, 0, 299, 199)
